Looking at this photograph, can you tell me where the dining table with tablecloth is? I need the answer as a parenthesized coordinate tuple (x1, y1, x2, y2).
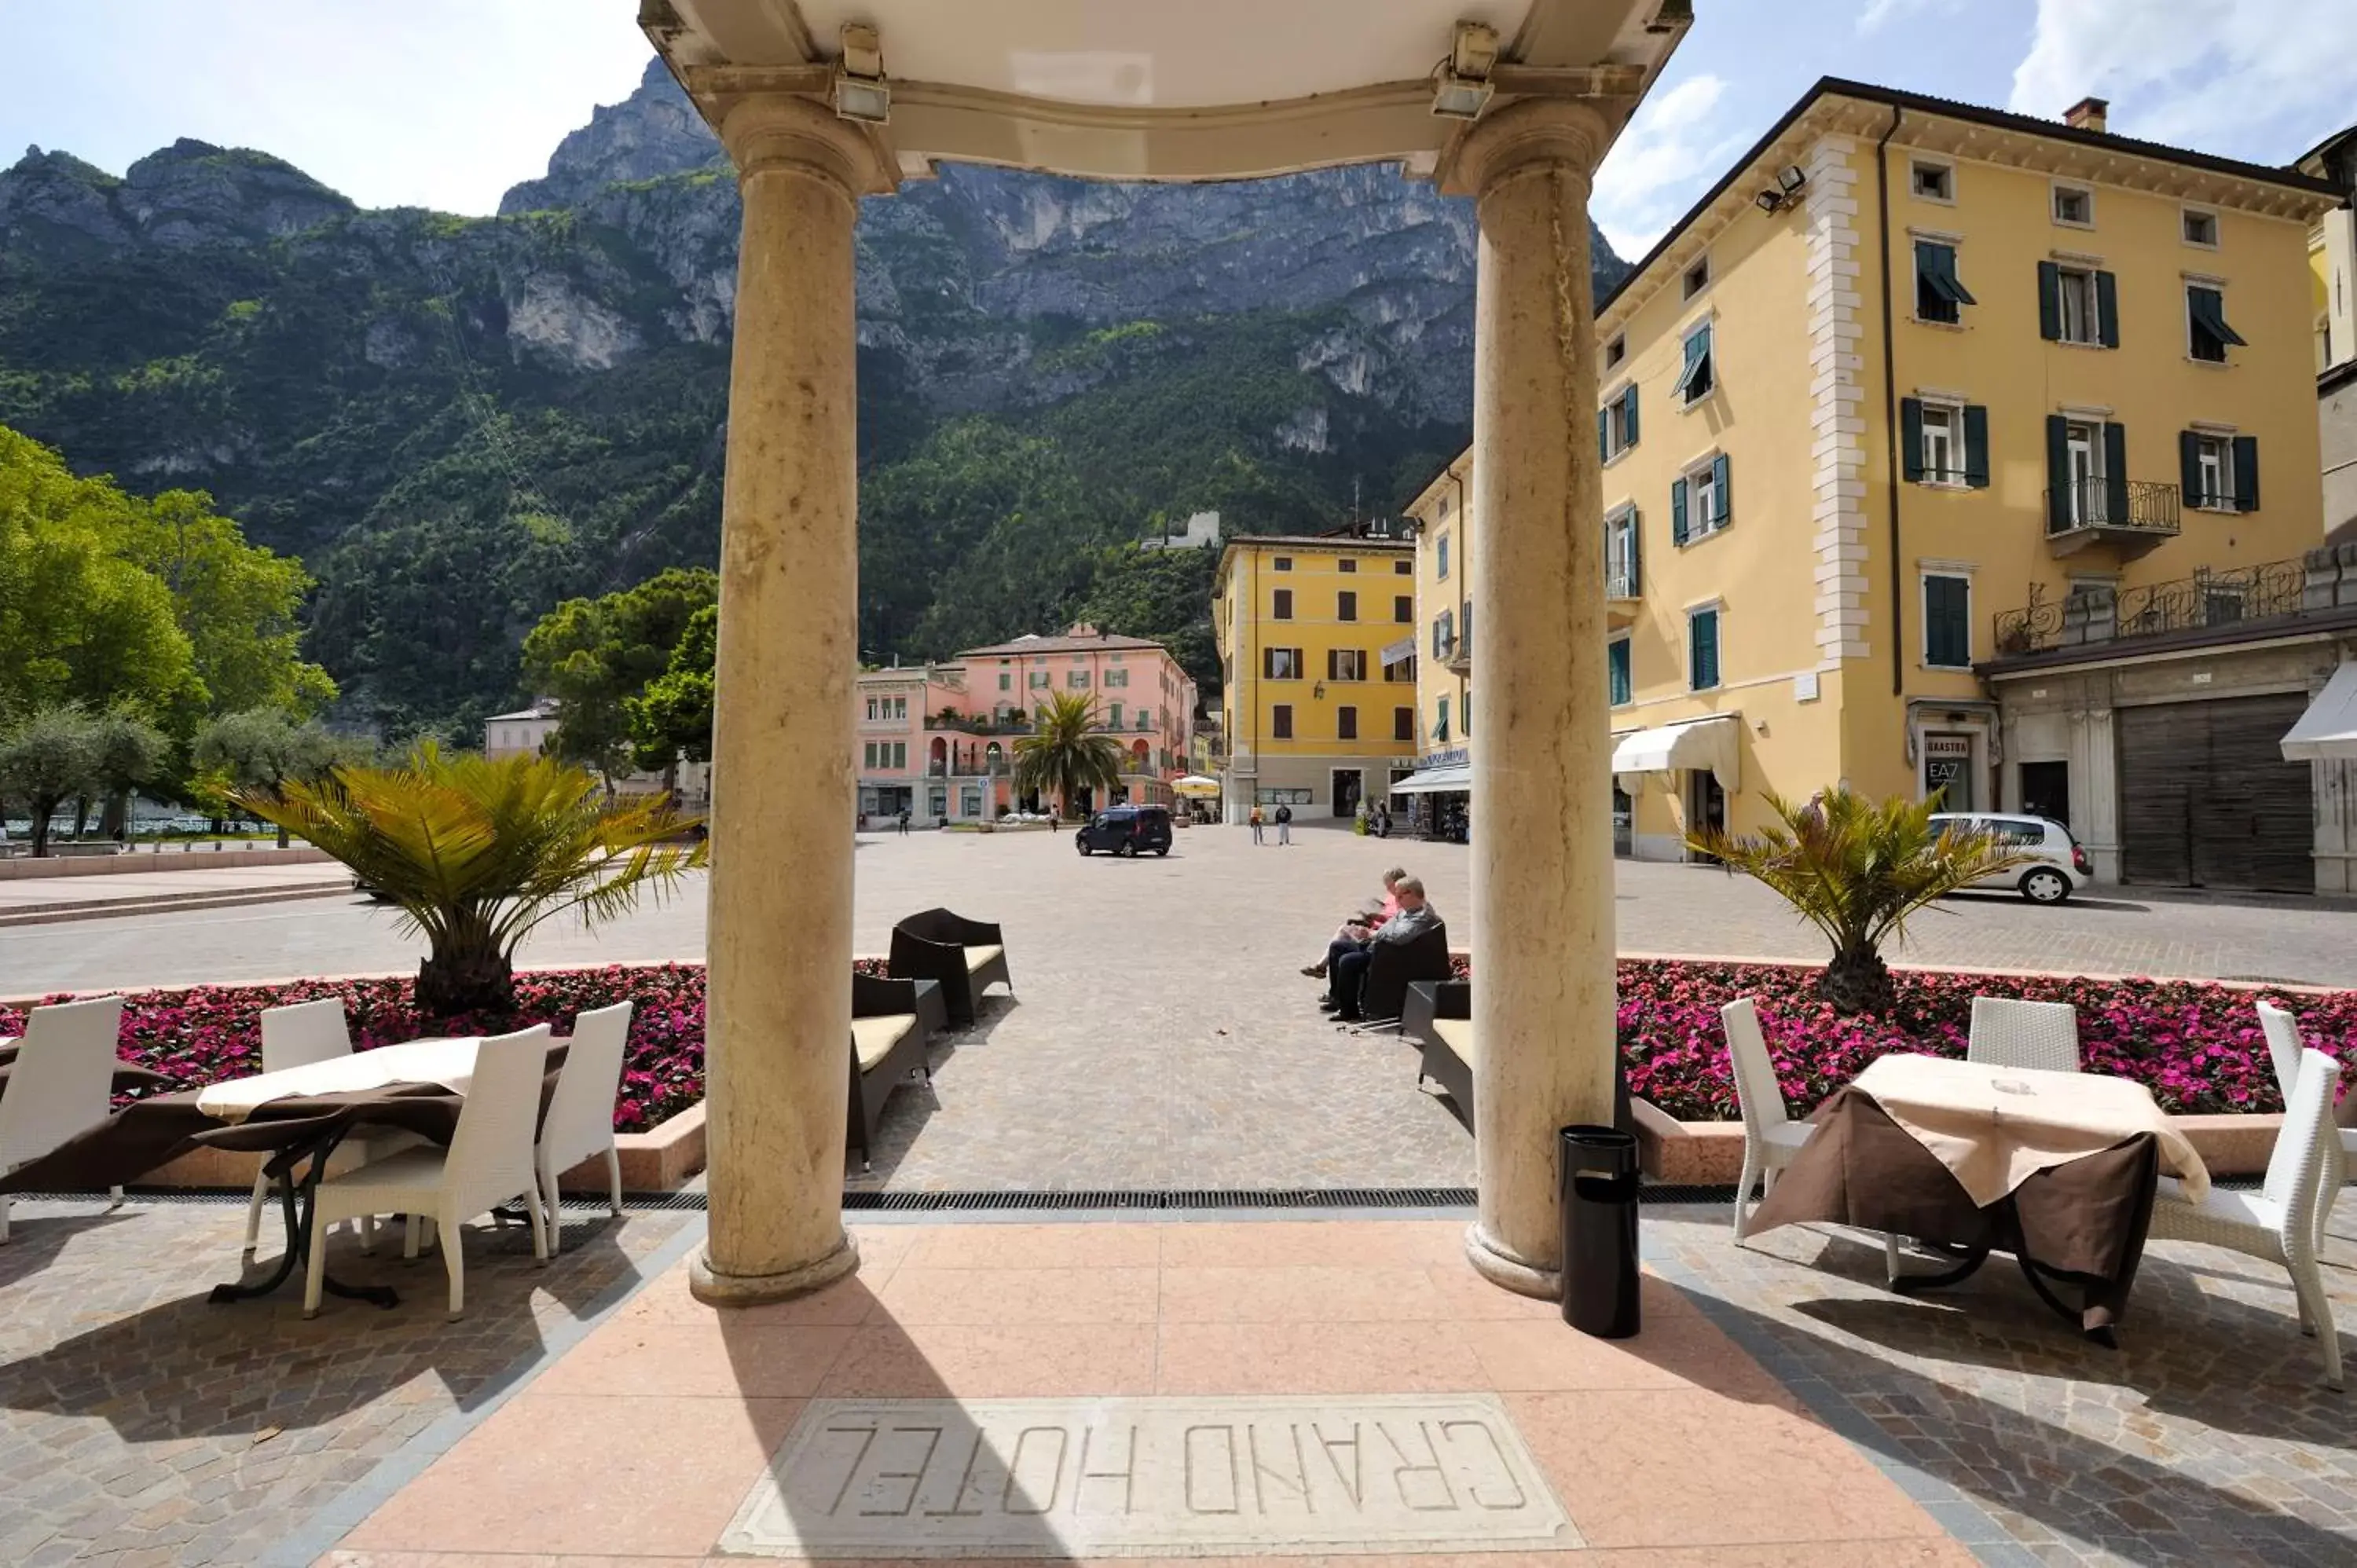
(1, 1035, 571, 1309)
(1747, 1053, 2213, 1340)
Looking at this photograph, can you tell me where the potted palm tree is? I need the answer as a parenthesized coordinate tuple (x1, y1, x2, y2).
(235, 743, 706, 1017)
(1013, 692, 1125, 823)
(1686, 786, 2025, 1015)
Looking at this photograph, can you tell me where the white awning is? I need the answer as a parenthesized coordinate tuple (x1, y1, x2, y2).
(1611, 716, 1741, 793)
(2282, 661, 2357, 761)
(1389, 764, 1472, 796)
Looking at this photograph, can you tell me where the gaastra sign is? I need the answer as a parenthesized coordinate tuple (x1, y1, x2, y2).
(720, 1394, 1576, 1558)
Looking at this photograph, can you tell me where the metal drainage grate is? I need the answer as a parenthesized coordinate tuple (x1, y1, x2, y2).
(64, 1183, 1745, 1214)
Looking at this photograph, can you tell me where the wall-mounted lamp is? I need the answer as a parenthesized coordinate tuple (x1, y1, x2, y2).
(1431, 21, 1498, 120)
(832, 23, 890, 124)
(1753, 163, 1809, 213)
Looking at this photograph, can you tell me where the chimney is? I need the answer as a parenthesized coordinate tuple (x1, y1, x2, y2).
(2063, 96, 2109, 134)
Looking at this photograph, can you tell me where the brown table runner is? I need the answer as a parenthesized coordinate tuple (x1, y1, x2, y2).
(0, 1040, 180, 1101)
(1748, 1085, 2162, 1334)
(0, 1044, 570, 1195)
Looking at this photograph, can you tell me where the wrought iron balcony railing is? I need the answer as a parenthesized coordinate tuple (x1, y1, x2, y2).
(1991, 557, 2310, 658)
(2043, 478, 2180, 539)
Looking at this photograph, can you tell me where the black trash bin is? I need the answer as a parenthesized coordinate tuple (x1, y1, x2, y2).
(1559, 1123, 1640, 1338)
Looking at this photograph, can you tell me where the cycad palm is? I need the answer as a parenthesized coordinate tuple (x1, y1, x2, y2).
(1688, 786, 2025, 1015)
(234, 742, 706, 1016)
(1012, 692, 1125, 822)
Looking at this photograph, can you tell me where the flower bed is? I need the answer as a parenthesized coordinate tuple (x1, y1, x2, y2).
(2, 965, 713, 1134)
(1446, 955, 2348, 1123)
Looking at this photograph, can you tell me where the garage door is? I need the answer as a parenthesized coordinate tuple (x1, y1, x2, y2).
(2119, 694, 2313, 892)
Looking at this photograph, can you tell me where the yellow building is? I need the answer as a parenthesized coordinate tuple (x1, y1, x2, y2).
(1405, 78, 2342, 882)
(2300, 124, 2357, 534)
(1212, 530, 1420, 820)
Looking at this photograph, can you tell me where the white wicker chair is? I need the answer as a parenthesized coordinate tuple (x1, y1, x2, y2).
(1966, 997, 2080, 1072)
(1724, 999, 1811, 1240)
(242, 998, 416, 1255)
(533, 1002, 632, 1255)
(2257, 1001, 2349, 1251)
(302, 1026, 552, 1319)
(2147, 1046, 2345, 1390)
(0, 996, 127, 1244)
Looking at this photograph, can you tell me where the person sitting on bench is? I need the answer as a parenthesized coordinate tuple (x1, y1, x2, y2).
(1302, 866, 1407, 980)
(1324, 877, 1439, 1022)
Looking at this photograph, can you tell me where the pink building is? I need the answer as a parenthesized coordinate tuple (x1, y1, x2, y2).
(855, 625, 1197, 826)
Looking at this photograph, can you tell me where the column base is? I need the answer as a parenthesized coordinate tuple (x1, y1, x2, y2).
(689, 1231, 860, 1306)
(1464, 1221, 1560, 1301)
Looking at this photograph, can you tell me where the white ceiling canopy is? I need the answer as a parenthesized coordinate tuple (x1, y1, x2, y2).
(647, 0, 1689, 185)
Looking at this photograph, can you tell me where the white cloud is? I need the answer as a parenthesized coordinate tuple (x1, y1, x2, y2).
(1592, 74, 1750, 261)
(1857, 0, 1954, 36)
(2009, 0, 2357, 159)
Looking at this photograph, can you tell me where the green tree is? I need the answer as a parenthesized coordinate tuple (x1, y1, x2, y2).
(115, 488, 335, 716)
(193, 707, 351, 847)
(234, 743, 706, 1017)
(1013, 692, 1125, 822)
(87, 709, 171, 839)
(520, 566, 717, 789)
(0, 708, 102, 857)
(1688, 786, 2027, 1016)
(625, 603, 717, 773)
(0, 427, 200, 725)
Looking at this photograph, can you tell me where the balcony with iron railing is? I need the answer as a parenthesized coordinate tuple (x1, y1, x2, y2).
(1606, 564, 1640, 628)
(1989, 553, 2325, 661)
(2041, 477, 2180, 559)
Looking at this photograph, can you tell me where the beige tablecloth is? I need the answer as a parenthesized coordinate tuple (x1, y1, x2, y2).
(196, 1037, 485, 1124)
(1853, 1053, 2209, 1207)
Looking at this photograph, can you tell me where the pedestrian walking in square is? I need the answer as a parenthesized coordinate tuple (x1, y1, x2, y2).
(1275, 803, 1292, 845)
(1249, 804, 1266, 844)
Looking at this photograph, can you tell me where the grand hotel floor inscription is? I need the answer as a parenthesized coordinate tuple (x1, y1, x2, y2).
(720, 1394, 1578, 1558)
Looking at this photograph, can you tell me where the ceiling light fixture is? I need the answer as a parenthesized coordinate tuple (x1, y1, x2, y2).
(833, 22, 890, 124)
(1431, 21, 1498, 121)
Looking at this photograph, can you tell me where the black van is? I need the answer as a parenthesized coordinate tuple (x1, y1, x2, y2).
(1075, 804, 1172, 857)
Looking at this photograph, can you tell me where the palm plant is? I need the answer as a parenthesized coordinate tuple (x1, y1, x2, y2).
(1687, 786, 2025, 1015)
(234, 743, 706, 1017)
(1013, 691, 1125, 822)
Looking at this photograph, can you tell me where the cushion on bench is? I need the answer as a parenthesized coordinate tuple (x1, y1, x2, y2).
(852, 1014, 918, 1072)
(1431, 1017, 1477, 1064)
(962, 943, 1004, 974)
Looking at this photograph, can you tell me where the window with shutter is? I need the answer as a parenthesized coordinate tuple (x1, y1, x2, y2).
(2232, 434, 2260, 511)
(1674, 322, 1714, 401)
(1670, 476, 1690, 545)
(1901, 397, 1925, 482)
(2095, 270, 2120, 348)
(1337, 590, 1357, 621)
(1394, 594, 1412, 622)
(1394, 706, 1414, 742)
(1337, 707, 1357, 741)
(1688, 608, 1721, 691)
(1923, 575, 1971, 668)
(1272, 705, 1293, 740)
(1435, 696, 1450, 742)
(1913, 241, 1974, 324)
(1272, 588, 1292, 620)
(1607, 639, 1632, 707)
(2187, 285, 2245, 362)
(1963, 405, 1990, 488)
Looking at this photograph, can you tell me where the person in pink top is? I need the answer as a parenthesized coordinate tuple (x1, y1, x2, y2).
(1301, 866, 1408, 979)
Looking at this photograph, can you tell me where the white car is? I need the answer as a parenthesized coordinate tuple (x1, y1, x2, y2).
(1930, 811, 2091, 905)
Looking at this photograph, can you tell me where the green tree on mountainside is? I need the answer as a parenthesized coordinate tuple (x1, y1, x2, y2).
(627, 603, 717, 773)
(520, 566, 718, 789)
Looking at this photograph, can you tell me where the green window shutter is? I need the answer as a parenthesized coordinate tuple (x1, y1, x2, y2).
(2179, 430, 2203, 506)
(1963, 405, 1990, 488)
(1926, 577, 1969, 666)
(1942, 246, 1977, 306)
(2045, 415, 2072, 529)
(2037, 261, 2062, 341)
(2102, 423, 2129, 524)
(2233, 434, 2260, 511)
(1628, 509, 1641, 593)
(1597, 407, 1608, 461)
(1670, 476, 1690, 544)
(1711, 453, 1731, 523)
(1901, 397, 1926, 482)
(2198, 288, 2248, 347)
(2095, 270, 2120, 348)
(1690, 610, 1719, 690)
(1622, 383, 1640, 446)
(1607, 640, 1630, 706)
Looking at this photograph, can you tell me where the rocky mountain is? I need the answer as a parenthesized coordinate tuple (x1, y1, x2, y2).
(0, 57, 1626, 738)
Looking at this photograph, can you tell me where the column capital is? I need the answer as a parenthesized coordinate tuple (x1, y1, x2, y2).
(718, 94, 897, 203)
(1440, 98, 1612, 200)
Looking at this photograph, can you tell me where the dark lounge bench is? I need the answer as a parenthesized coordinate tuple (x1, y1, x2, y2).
(848, 973, 945, 1171)
(1351, 920, 1452, 1028)
(887, 907, 1012, 1028)
(1405, 980, 1475, 1130)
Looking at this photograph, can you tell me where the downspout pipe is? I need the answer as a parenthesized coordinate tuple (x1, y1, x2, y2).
(1876, 104, 1904, 697)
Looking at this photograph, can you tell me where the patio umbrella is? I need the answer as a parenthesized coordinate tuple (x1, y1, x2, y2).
(1171, 775, 1222, 797)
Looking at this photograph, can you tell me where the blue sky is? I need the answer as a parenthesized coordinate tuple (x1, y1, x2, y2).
(1, 2, 2348, 249)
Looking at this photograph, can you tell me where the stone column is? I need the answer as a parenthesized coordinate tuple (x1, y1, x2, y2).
(691, 97, 878, 1306)
(1455, 101, 1618, 1299)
